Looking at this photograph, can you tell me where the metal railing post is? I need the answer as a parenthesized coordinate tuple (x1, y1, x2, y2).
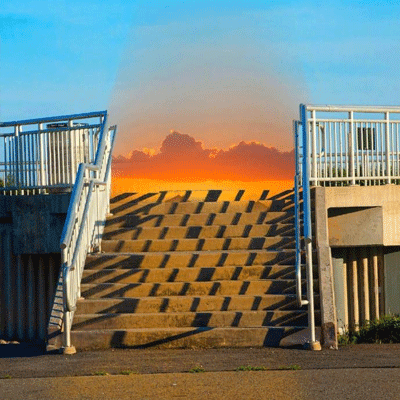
(349, 111, 356, 185)
(294, 120, 308, 307)
(38, 123, 46, 192)
(311, 110, 318, 185)
(14, 125, 20, 193)
(385, 112, 391, 184)
(62, 258, 76, 355)
(300, 104, 320, 350)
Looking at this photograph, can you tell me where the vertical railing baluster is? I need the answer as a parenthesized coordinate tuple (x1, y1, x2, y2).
(4, 136, 8, 191)
(69, 121, 75, 185)
(386, 112, 391, 184)
(349, 111, 355, 185)
(14, 125, 20, 193)
(311, 110, 317, 185)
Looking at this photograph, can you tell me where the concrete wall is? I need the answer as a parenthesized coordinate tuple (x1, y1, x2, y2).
(383, 249, 400, 315)
(0, 194, 71, 254)
(328, 207, 383, 247)
(319, 185, 400, 247)
(0, 193, 71, 345)
(315, 186, 400, 344)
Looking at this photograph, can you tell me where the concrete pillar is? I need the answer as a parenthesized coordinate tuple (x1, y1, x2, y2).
(370, 247, 379, 320)
(348, 248, 359, 331)
(342, 254, 349, 328)
(378, 247, 385, 317)
(314, 187, 338, 347)
(361, 249, 370, 322)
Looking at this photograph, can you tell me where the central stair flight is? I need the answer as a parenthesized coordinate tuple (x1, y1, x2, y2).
(69, 189, 318, 350)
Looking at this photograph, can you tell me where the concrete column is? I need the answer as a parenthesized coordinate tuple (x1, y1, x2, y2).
(370, 247, 379, 320)
(378, 247, 385, 317)
(314, 187, 338, 348)
(342, 254, 349, 328)
(361, 249, 370, 323)
(349, 248, 359, 331)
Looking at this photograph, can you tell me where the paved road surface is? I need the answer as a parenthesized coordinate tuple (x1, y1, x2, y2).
(1, 369, 399, 400)
(1, 344, 400, 399)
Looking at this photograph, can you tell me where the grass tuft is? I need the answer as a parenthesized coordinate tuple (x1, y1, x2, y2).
(236, 365, 268, 371)
(120, 370, 138, 375)
(278, 365, 302, 371)
(339, 315, 400, 345)
(92, 371, 109, 376)
(1, 375, 12, 379)
(188, 365, 206, 373)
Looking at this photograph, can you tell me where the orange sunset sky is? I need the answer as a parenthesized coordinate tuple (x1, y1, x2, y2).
(111, 129, 294, 196)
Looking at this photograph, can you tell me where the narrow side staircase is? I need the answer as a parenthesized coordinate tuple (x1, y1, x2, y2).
(70, 189, 319, 350)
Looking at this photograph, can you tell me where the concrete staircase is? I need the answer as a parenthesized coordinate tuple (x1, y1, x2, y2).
(70, 189, 318, 350)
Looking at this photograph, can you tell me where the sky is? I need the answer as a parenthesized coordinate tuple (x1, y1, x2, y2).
(2, 0, 400, 184)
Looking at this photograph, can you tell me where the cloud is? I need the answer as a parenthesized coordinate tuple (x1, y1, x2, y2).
(112, 131, 294, 181)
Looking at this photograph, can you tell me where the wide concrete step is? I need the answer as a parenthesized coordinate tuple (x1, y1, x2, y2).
(105, 211, 294, 230)
(108, 192, 261, 217)
(81, 265, 300, 284)
(85, 250, 296, 270)
(100, 236, 294, 253)
(110, 189, 275, 211)
(141, 200, 292, 216)
(80, 279, 316, 298)
(72, 310, 313, 330)
(102, 223, 295, 241)
(74, 294, 315, 314)
(70, 326, 303, 350)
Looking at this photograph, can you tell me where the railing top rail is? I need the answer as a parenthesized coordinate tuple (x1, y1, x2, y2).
(0, 110, 107, 128)
(304, 104, 400, 113)
(0, 123, 103, 137)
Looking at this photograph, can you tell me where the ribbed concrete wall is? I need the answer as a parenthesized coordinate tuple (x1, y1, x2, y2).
(0, 194, 69, 346)
(332, 246, 384, 333)
(0, 228, 60, 344)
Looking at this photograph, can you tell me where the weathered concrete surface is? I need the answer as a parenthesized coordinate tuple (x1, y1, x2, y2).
(328, 206, 383, 246)
(314, 188, 337, 349)
(2, 343, 400, 378)
(0, 194, 69, 345)
(321, 185, 400, 246)
(3, 369, 400, 400)
(279, 327, 321, 348)
(2, 345, 400, 400)
(313, 185, 400, 348)
(0, 193, 71, 254)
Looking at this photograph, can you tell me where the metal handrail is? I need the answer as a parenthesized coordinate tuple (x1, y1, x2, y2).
(293, 104, 318, 348)
(60, 113, 116, 353)
(293, 120, 308, 308)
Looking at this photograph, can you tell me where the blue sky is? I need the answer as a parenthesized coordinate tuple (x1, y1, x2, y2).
(1, 1, 400, 154)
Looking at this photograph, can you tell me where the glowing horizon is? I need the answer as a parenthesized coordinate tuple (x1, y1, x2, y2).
(112, 130, 294, 187)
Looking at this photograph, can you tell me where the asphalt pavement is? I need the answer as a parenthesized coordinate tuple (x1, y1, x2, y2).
(1, 344, 400, 399)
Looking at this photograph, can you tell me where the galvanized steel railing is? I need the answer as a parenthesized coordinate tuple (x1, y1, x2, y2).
(0, 112, 106, 194)
(60, 115, 116, 353)
(303, 105, 400, 186)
